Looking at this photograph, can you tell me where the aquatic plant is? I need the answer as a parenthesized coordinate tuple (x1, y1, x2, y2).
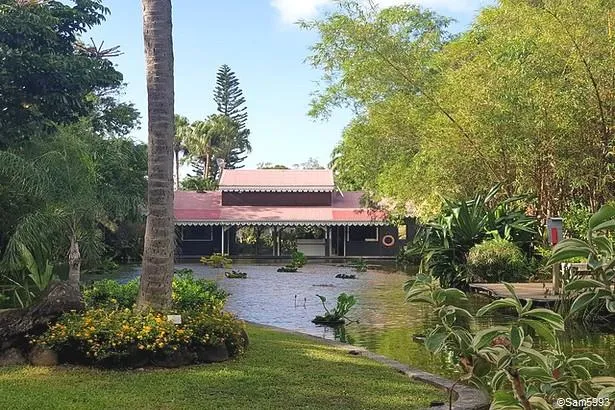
(312, 293, 357, 325)
(277, 265, 298, 273)
(200, 253, 232, 269)
(225, 270, 247, 279)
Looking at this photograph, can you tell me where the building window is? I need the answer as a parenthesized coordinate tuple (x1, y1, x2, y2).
(181, 225, 213, 241)
(348, 226, 379, 242)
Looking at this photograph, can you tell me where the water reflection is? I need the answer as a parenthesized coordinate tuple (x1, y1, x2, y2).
(87, 263, 614, 378)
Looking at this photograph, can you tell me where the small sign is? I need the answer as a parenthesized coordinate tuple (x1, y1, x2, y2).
(547, 217, 563, 246)
(167, 314, 182, 325)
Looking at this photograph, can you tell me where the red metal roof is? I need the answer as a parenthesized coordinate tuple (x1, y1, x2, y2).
(219, 169, 335, 192)
(174, 191, 389, 226)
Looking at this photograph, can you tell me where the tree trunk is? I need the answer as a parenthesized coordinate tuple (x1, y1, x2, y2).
(204, 151, 210, 180)
(137, 0, 175, 312)
(68, 235, 81, 286)
(174, 149, 180, 190)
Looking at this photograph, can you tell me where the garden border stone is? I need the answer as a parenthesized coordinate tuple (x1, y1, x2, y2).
(248, 322, 490, 410)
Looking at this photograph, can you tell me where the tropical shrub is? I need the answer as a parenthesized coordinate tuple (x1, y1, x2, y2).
(312, 293, 357, 325)
(351, 258, 368, 272)
(200, 253, 232, 269)
(83, 270, 227, 312)
(172, 269, 228, 311)
(467, 239, 529, 283)
(35, 307, 247, 365)
(548, 205, 615, 321)
(83, 278, 140, 309)
(290, 251, 307, 268)
(406, 185, 538, 288)
(406, 274, 615, 408)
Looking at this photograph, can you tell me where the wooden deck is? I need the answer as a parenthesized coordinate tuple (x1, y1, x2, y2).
(469, 283, 559, 304)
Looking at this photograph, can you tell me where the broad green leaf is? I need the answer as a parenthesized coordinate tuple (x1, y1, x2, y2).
(564, 278, 606, 292)
(606, 299, 615, 313)
(490, 391, 523, 410)
(472, 327, 508, 350)
(589, 205, 615, 231)
(568, 292, 597, 318)
(510, 326, 524, 350)
(593, 376, 615, 387)
(491, 369, 508, 390)
(528, 396, 552, 410)
(519, 367, 553, 382)
(476, 298, 519, 317)
(520, 308, 564, 332)
(441, 288, 468, 304)
(571, 364, 592, 380)
(424, 326, 449, 352)
(518, 346, 550, 371)
(567, 353, 607, 367)
(519, 319, 557, 346)
(597, 386, 615, 399)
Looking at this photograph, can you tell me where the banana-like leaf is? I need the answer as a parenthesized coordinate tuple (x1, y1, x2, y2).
(589, 205, 615, 231)
(520, 308, 564, 332)
(476, 298, 519, 317)
(564, 278, 606, 292)
(597, 386, 615, 399)
(528, 396, 552, 410)
(568, 292, 597, 318)
(471, 327, 509, 350)
(519, 318, 557, 346)
(518, 346, 550, 371)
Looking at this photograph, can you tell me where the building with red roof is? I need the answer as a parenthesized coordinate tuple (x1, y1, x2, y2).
(174, 169, 408, 258)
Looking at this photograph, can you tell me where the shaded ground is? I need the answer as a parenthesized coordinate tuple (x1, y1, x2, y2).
(0, 325, 446, 410)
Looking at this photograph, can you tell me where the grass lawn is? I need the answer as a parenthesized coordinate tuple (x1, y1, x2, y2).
(0, 324, 446, 409)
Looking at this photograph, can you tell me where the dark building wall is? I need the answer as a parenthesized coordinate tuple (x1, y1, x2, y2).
(221, 191, 332, 206)
(345, 225, 400, 257)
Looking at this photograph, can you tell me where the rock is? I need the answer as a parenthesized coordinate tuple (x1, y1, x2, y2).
(0, 348, 26, 366)
(0, 281, 84, 351)
(152, 348, 197, 368)
(196, 344, 229, 363)
(240, 327, 250, 350)
(28, 345, 58, 366)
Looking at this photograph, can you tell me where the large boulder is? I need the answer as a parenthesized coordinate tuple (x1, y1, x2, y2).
(28, 345, 58, 367)
(0, 281, 84, 354)
(0, 348, 27, 366)
(196, 344, 229, 363)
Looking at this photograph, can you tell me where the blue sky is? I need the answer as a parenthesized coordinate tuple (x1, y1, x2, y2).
(87, 0, 492, 170)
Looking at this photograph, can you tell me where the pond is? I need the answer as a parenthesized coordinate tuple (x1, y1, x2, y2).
(87, 263, 615, 378)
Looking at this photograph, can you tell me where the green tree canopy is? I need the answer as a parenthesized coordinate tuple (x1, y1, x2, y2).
(0, 0, 139, 147)
(304, 0, 615, 220)
(213, 64, 251, 170)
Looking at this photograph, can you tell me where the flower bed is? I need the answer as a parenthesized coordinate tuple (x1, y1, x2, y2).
(32, 270, 247, 368)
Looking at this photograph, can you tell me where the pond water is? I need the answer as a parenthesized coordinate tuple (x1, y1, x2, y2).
(87, 263, 615, 378)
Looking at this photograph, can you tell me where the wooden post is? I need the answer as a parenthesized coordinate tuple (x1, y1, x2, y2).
(553, 263, 561, 295)
(273, 226, 277, 256)
(220, 225, 229, 255)
(343, 226, 347, 257)
(328, 226, 332, 257)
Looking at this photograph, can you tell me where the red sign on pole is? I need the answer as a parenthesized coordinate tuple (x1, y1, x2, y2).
(550, 227, 559, 245)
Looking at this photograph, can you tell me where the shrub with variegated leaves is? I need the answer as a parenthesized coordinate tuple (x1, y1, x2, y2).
(406, 273, 615, 409)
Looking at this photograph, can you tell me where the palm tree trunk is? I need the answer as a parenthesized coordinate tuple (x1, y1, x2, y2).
(137, 0, 175, 312)
(68, 235, 81, 286)
(204, 152, 210, 180)
(174, 149, 180, 190)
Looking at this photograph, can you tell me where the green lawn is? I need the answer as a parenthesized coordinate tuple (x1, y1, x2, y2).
(0, 325, 445, 410)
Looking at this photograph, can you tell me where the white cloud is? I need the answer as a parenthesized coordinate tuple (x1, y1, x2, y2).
(271, 0, 488, 24)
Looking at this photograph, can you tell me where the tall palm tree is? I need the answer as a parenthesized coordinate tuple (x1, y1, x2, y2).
(174, 114, 190, 190)
(137, 0, 175, 311)
(185, 119, 216, 180)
